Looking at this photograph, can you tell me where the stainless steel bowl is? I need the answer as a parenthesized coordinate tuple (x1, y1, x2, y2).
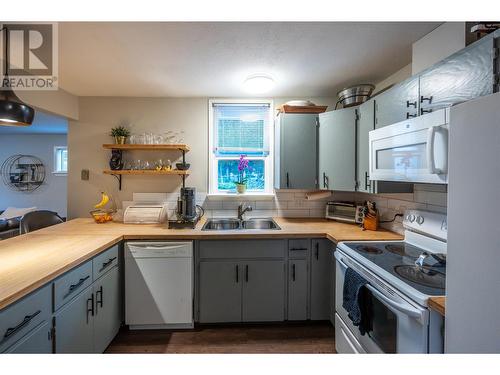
(337, 84, 375, 108)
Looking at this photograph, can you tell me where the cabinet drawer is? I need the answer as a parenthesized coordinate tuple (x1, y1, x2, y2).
(54, 260, 93, 311)
(288, 239, 310, 258)
(0, 284, 51, 352)
(93, 245, 119, 281)
(199, 240, 285, 259)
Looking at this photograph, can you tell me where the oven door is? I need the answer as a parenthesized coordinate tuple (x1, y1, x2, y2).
(369, 109, 448, 184)
(335, 250, 429, 353)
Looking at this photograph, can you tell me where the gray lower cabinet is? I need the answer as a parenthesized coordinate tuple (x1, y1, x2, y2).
(275, 113, 318, 189)
(199, 261, 242, 323)
(310, 239, 332, 320)
(318, 108, 356, 191)
(93, 266, 121, 353)
(54, 266, 121, 353)
(242, 260, 285, 322)
(287, 259, 308, 321)
(54, 285, 94, 353)
(5, 321, 52, 354)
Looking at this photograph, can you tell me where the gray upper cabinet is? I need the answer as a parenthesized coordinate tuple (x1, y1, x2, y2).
(356, 99, 375, 193)
(93, 266, 121, 353)
(310, 239, 332, 320)
(419, 37, 496, 114)
(242, 260, 285, 322)
(198, 261, 242, 323)
(318, 108, 356, 191)
(275, 113, 318, 189)
(374, 76, 419, 128)
(287, 259, 308, 321)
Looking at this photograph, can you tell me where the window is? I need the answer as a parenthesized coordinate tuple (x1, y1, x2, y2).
(53, 146, 68, 174)
(209, 99, 273, 195)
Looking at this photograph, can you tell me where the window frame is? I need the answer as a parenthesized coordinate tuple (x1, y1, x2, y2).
(53, 146, 68, 175)
(208, 98, 274, 196)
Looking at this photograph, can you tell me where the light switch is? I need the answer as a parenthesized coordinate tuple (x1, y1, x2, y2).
(81, 169, 89, 180)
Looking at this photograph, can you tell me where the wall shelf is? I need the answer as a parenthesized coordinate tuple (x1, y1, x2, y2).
(102, 144, 190, 190)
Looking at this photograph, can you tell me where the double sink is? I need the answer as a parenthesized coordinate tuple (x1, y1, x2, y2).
(202, 218, 281, 231)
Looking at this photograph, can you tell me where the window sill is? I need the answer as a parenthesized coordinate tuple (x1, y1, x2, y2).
(52, 172, 67, 176)
(207, 193, 275, 201)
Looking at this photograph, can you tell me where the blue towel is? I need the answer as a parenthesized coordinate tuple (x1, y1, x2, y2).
(342, 267, 371, 335)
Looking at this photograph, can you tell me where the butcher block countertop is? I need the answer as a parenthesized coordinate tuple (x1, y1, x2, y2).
(0, 217, 402, 310)
(428, 296, 446, 316)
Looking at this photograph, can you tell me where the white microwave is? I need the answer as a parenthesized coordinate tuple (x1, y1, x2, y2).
(369, 108, 449, 184)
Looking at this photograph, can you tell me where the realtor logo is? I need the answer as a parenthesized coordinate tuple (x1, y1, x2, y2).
(1, 22, 58, 90)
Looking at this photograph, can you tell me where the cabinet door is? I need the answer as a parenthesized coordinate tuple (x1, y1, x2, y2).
(278, 113, 318, 189)
(93, 266, 121, 353)
(242, 260, 285, 322)
(287, 259, 308, 321)
(374, 76, 419, 128)
(54, 286, 94, 353)
(199, 261, 242, 323)
(419, 37, 495, 114)
(310, 239, 332, 320)
(356, 99, 375, 193)
(5, 321, 52, 353)
(318, 108, 356, 191)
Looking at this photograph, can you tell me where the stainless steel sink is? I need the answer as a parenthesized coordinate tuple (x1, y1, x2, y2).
(201, 218, 281, 231)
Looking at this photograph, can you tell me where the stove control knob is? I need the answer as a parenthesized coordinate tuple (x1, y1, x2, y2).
(409, 214, 415, 223)
(416, 216, 424, 225)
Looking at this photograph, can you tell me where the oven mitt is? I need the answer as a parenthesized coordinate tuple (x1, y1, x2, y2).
(342, 267, 372, 335)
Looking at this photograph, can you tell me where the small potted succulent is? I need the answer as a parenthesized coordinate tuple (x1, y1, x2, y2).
(110, 126, 131, 144)
(235, 155, 249, 194)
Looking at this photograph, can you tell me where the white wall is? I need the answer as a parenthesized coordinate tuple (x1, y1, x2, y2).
(0, 134, 68, 217)
(373, 64, 412, 94)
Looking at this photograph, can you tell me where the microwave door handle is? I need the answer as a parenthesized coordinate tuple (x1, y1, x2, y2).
(365, 284, 423, 320)
(427, 126, 445, 175)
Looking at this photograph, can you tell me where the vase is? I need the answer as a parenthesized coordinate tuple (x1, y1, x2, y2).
(236, 183, 247, 194)
(115, 136, 127, 144)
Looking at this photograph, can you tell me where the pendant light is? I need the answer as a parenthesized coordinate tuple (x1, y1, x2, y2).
(0, 26, 35, 126)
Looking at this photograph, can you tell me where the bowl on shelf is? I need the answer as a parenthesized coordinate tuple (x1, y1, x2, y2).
(175, 163, 190, 170)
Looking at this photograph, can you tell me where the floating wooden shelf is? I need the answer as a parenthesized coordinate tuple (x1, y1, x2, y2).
(277, 105, 328, 114)
(103, 169, 189, 176)
(102, 144, 190, 152)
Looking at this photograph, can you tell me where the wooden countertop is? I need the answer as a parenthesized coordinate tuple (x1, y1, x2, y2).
(0, 217, 402, 310)
(428, 296, 446, 316)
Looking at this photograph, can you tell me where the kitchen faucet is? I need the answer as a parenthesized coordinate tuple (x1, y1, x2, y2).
(237, 203, 252, 221)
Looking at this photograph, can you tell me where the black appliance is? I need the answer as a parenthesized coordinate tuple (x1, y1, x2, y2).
(168, 187, 204, 229)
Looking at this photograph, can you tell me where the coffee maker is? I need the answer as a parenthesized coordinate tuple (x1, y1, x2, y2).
(169, 187, 204, 229)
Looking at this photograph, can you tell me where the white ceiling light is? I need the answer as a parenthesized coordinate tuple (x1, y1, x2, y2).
(243, 74, 275, 94)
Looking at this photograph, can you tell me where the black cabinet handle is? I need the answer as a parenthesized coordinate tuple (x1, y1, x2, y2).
(290, 248, 308, 251)
(286, 173, 290, 188)
(245, 265, 249, 282)
(95, 286, 103, 313)
(406, 112, 417, 119)
(315, 242, 319, 260)
(323, 173, 329, 189)
(86, 294, 94, 324)
(292, 264, 296, 281)
(235, 265, 239, 283)
(99, 257, 117, 272)
(64, 275, 90, 299)
(420, 95, 433, 104)
(364, 171, 371, 190)
(1, 310, 41, 344)
(420, 108, 433, 115)
(406, 100, 417, 108)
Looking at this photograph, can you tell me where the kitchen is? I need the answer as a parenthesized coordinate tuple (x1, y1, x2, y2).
(0, 3, 499, 373)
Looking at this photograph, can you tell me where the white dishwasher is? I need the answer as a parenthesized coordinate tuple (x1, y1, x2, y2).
(125, 241, 193, 329)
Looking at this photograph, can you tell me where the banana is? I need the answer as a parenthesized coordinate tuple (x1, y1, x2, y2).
(94, 192, 110, 209)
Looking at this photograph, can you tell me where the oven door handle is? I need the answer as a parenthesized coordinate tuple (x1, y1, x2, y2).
(365, 284, 423, 320)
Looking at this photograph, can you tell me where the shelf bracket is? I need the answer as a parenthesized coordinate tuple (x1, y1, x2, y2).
(111, 174, 122, 190)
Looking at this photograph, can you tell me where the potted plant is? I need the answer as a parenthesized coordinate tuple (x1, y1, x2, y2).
(110, 126, 131, 144)
(235, 155, 249, 194)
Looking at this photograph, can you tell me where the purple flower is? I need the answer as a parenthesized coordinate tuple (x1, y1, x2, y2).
(236, 155, 249, 185)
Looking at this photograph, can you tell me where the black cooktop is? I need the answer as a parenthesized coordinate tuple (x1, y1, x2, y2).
(343, 242, 446, 295)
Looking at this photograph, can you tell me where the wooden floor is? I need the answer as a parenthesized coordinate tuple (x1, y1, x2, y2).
(105, 322, 336, 354)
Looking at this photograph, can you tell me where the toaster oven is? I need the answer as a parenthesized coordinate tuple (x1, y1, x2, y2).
(325, 201, 364, 224)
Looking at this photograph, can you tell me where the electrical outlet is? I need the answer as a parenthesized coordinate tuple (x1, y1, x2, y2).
(81, 169, 89, 180)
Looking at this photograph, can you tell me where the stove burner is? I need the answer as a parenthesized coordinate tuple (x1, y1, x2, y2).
(385, 244, 405, 256)
(356, 245, 383, 255)
(394, 265, 445, 289)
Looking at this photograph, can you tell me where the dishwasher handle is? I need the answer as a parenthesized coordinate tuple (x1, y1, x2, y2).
(127, 242, 192, 258)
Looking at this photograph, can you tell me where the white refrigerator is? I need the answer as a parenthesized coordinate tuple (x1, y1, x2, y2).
(445, 92, 500, 353)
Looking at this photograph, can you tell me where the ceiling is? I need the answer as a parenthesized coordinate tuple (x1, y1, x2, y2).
(58, 22, 440, 97)
(0, 111, 68, 135)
